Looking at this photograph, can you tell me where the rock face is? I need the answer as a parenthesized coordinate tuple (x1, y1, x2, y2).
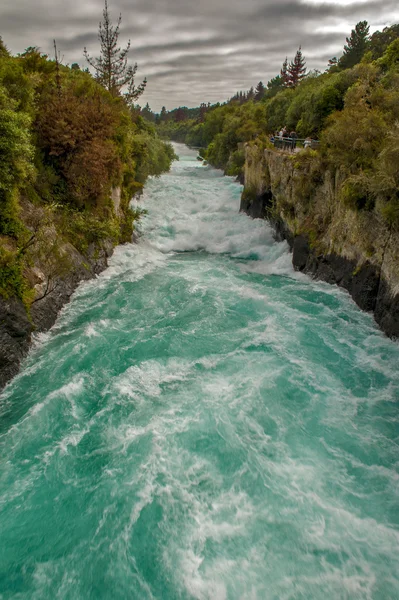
(0, 297, 33, 389)
(29, 240, 114, 333)
(0, 216, 117, 391)
(240, 145, 399, 339)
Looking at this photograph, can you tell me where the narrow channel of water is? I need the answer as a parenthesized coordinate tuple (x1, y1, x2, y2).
(0, 145, 398, 599)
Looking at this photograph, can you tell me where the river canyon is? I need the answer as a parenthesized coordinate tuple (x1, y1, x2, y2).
(0, 145, 398, 599)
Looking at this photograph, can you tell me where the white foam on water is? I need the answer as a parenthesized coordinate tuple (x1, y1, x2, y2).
(135, 146, 293, 274)
(111, 358, 194, 403)
(58, 426, 89, 455)
(46, 376, 86, 421)
(84, 323, 99, 338)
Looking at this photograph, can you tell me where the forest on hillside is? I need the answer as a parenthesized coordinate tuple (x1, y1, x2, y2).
(155, 22, 399, 229)
(0, 2, 175, 305)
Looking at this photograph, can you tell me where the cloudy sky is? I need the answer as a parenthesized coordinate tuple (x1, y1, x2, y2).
(1, 0, 398, 110)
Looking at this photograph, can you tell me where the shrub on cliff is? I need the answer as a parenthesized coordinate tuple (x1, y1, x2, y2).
(322, 51, 399, 227)
(0, 37, 175, 304)
(371, 124, 399, 228)
(131, 119, 177, 182)
(35, 75, 123, 208)
(0, 83, 34, 237)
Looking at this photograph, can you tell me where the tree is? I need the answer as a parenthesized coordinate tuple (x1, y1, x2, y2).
(369, 24, 399, 60)
(141, 102, 155, 122)
(339, 21, 370, 69)
(199, 102, 208, 122)
(53, 40, 62, 96)
(84, 0, 146, 103)
(326, 57, 338, 72)
(266, 75, 284, 98)
(35, 79, 121, 207)
(280, 57, 290, 87)
(254, 81, 265, 101)
(174, 107, 188, 122)
(288, 47, 306, 87)
(159, 106, 167, 122)
(0, 36, 9, 58)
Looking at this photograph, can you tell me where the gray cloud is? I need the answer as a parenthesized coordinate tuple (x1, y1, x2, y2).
(1, 0, 398, 110)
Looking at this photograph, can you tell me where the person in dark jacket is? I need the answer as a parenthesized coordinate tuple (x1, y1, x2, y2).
(290, 131, 297, 152)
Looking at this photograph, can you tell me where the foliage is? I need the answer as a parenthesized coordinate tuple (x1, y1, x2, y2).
(340, 174, 375, 211)
(254, 81, 265, 101)
(370, 123, 399, 227)
(0, 247, 27, 300)
(225, 148, 245, 177)
(377, 38, 399, 71)
(280, 57, 290, 87)
(339, 21, 370, 69)
(35, 78, 122, 207)
(0, 29, 174, 303)
(283, 69, 356, 136)
(266, 75, 284, 98)
(0, 83, 34, 237)
(321, 63, 392, 171)
(156, 21, 399, 234)
(0, 87, 34, 194)
(0, 36, 9, 58)
(288, 47, 306, 87)
(62, 209, 120, 253)
(369, 24, 399, 60)
(265, 88, 295, 133)
(132, 130, 177, 183)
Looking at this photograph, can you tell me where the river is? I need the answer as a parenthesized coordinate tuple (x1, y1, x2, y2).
(0, 145, 398, 599)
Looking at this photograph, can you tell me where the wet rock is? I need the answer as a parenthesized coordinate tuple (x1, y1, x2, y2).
(0, 297, 33, 389)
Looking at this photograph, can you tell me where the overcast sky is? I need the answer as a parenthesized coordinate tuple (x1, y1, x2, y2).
(1, 0, 398, 111)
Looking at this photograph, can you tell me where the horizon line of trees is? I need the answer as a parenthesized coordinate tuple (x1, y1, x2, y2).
(140, 21, 399, 124)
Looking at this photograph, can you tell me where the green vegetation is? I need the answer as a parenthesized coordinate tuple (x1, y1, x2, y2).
(156, 21, 399, 229)
(83, 0, 146, 104)
(338, 21, 370, 70)
(0, 5, 175, 305)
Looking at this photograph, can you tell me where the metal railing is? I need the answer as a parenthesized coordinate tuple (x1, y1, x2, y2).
(272, 137, 320, 151)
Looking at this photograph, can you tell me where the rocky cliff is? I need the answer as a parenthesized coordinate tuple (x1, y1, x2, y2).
(240, 144, 399, 338)
(0, 188, 128, 390)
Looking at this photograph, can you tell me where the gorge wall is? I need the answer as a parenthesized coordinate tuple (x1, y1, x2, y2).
(240, 145, 399, 339)
(0, 189, 127, 391)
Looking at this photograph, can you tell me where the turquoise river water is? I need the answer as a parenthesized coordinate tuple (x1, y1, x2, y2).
(0, 145, 398, 599)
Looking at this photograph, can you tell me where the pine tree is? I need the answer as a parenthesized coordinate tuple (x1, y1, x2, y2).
(247, 86, 255, 101)
(141, 102, 155, 122)
(280, 57, 290, 87)
(199, 102, 208, 122)
(0, 36, 9, 58)
(266, 75, 284, 97)
(338, 21, 370, 69)
(159, 106, 167, 122)
(326, 56, 338, 72)
(288, 47, 306, 87)
(84, 0, 146, 103)
(254, 81, 265, 101)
